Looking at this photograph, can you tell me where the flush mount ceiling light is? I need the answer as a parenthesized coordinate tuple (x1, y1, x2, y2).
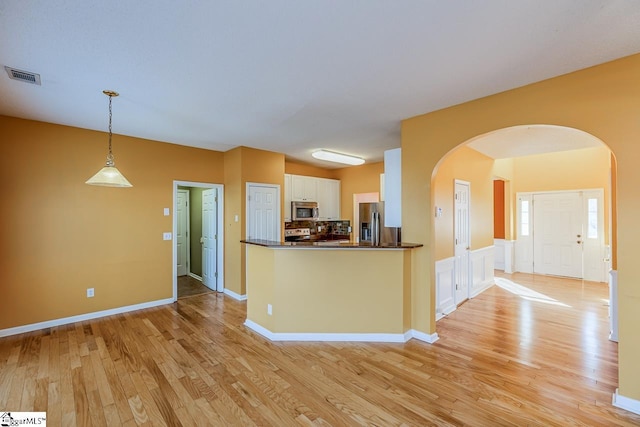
(86, 90, 133, 187)
(311, 149, 365, 166)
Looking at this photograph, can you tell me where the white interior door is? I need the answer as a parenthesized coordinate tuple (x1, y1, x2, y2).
(176, 189, 189, 276)
(454, 180, 470, 305)
(247, 184, 279, 241)
(533, 192, 583, 278)
(202, 189, 218, 290)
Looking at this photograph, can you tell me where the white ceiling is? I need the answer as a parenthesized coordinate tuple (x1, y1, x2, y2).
(1, 1, 639, 167)
(467, 125, 605, 159)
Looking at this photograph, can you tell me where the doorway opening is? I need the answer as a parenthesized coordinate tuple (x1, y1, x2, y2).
(173, 181, 224, 301)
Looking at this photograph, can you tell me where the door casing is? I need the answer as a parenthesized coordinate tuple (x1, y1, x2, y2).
(173, 181, 224, 300)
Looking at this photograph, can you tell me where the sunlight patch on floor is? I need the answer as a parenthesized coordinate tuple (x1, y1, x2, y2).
(495, 277, 571, 307)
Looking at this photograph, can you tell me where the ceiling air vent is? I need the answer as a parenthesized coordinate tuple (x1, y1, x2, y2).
(4, 66, 41, 85)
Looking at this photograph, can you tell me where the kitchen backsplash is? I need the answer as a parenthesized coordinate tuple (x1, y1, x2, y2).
(286, 220, 351, 237)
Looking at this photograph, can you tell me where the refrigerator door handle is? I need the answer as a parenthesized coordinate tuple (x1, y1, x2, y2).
(373, 211, 380, 245)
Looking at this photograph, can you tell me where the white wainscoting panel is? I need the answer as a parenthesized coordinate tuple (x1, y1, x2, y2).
(504, 240, 515, 273)
(494, 239, 505, 270)
(470, 245, 495, 298)
(435, 257, 456, 320)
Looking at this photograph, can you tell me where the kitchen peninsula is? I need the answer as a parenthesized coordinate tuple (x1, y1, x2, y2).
(241, 239, 424, 343)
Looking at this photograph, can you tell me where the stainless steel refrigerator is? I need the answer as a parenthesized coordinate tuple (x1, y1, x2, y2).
(359, 202, 401, 245)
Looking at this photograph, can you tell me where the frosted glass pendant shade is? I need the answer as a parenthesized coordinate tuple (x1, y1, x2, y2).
(85, 165, 133, 187)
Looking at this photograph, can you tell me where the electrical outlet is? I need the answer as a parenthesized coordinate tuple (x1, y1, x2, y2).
(267, 304, 272, 315)
(87, 288, 94, 298)
(163, 232, 172, 240)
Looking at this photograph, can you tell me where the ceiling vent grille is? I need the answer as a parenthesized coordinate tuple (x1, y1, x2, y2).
(4, 66, 41, 85)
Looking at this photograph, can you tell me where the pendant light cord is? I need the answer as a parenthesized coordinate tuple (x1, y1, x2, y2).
(106, 93, 115, 166)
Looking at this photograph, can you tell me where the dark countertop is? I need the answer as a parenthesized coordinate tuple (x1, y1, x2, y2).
(241, 239, 423, 249)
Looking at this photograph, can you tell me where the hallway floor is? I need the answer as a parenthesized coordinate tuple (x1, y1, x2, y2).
(177, 275, 213, 298)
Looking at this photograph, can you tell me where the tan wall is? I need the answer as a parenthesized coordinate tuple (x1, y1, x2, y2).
(402, 53, 640, 400)
(433, 146, 494, 260)
(0, 116, 224, 330)
(334, 162, 384, 222)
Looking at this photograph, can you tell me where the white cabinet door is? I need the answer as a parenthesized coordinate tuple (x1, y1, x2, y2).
(284, 174, 292, 222)
(317, 179, 341, 220)
(291, 175, 317, 201)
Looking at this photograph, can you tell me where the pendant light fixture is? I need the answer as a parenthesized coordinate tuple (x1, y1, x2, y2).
(85, 90, 133, 187)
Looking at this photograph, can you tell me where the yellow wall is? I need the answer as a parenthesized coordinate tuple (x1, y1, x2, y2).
(246, 245, 410, 334)
(225, 147, 285, 296)
(0, 116, 224, 330)
(402, 53, 640, 400)
(223, 148, 242, 296)
(334, 162, 384, 222)
(285, 161, 337, 179)
(510, 146, 611, 242)
(433, 146, 494, 260)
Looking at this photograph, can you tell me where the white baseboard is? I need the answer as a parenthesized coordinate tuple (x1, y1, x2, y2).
(613, 388, 640, 415)
(224, 288, 247, 301)
(408, 329, 439, 344)
(0, 298, 175, 338)
(188, 272, 203, 281)
(244, 320, 439, 344)
(470, 279, 494, 298)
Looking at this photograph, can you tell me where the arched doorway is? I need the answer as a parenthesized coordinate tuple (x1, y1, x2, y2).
(431, 125, 613, 318)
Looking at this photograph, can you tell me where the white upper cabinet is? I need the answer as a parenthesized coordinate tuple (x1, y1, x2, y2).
(284, 174, 292, 222)
(384, 148, 401, 227)
(317, 178, 341, 220)
(291, 175, 318, 201)
(286, 174, 341, 220)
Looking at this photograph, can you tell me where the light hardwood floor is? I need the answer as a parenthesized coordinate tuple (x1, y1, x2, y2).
(177, 275, 213, 299)
(1, 272, 639, 426)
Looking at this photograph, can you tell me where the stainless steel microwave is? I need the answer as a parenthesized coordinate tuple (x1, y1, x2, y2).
(292, 201, 319, 221)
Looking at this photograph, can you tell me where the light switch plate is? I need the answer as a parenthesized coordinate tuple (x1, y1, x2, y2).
(163, 207, 170, 216)
(163, 232, 172, 240)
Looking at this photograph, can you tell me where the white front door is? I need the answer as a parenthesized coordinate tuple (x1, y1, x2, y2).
(533, 192, 583, 278)
(247, 184, 280, 241)
(582, 190, 605, 282)
(202, 188, 218, 290)
(176, 189, 189, 276)
(454, 180, 470, 305)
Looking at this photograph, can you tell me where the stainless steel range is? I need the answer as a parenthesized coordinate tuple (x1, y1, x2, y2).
(284, 228, 311, 242)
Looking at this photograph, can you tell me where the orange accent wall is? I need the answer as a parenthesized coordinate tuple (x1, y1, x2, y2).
(493, 180, 506, 239)
(0, 116, 224, 330)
